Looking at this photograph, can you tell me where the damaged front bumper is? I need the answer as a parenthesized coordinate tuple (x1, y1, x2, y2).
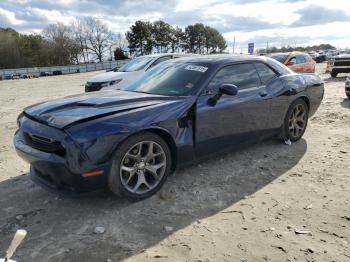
(14, 116, 110, 195)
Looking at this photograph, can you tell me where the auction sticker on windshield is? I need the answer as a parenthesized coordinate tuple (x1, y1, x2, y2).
(185, 65, 208, 73)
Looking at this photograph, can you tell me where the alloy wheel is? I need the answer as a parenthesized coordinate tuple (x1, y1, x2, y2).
(288, 103, 307, 138)
(119, 141, 166, 194)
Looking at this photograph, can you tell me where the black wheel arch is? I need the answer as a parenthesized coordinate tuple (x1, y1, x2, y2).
(297, 95, 310, 110)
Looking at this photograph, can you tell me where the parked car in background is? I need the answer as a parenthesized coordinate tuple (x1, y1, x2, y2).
(52, 70, 63, 75)
(40, 72, 51, 77)
(325, 54, 350, 77)
(4, 75, 13, 80)
(315, 53, 327, 63)
(85, 53, 190, 92)
(12, 74, 21, 79)
(308, 51, 317, 60)
(14, 55, 324, 199)
(308, 51, 326, 63)
(346, 76, 350, 98)
(268, 52, 316, 73)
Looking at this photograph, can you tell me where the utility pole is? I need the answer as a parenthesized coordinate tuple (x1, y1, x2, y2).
(233, 36, 235, 54)
(266, 41, 269, 54)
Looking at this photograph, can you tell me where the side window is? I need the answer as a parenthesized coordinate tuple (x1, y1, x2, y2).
(150, 56, 172, 68)
(295, 55, 306, 64)
(254, 63, 278, 85)
(305, 54, 311, 61)
(207, 63, 261, 92)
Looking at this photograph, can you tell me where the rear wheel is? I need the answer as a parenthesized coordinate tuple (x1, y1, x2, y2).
(282, 99, 309, 142)
(108, 132, 171, 199)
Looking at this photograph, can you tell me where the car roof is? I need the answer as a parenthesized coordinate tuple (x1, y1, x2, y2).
(139, 53, 191, 58)
(269, 51, 308, 56)
(165, 54, 271, 66)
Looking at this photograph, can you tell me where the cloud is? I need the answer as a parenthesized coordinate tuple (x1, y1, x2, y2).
(0, 0, 349, 47)
(0, 8, 24, 26)
(291, 5, 350, 27)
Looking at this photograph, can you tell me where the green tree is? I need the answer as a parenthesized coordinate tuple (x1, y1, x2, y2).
(126, 21, 153, 56)
(184, 24, 226, 54)
(18, 34, 51, 67)
(151, 21, 172, 53)
(170, 26, 185, 52)
(184, 23, 206, 53)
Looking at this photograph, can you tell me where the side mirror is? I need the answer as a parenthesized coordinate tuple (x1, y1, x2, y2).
(207, 84, 238, 106)
(219, 84, 238, 96)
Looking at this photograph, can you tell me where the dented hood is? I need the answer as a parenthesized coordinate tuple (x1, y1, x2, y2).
(24, 90, 179, 129)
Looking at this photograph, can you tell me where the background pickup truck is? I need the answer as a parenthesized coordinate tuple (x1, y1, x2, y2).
(326, 54, 350, 77)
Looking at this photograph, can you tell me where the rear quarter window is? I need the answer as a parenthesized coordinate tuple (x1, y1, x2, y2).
(254, 62, 278, 85)
(265, 57, 294, 75)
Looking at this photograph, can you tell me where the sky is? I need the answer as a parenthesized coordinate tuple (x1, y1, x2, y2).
(0, 0, 350, 51)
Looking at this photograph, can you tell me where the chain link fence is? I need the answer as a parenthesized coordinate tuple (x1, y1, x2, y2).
(0, 60, 130, 80)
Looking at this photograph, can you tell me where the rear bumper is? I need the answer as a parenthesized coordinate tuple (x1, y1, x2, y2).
(14, 126, 109, 195)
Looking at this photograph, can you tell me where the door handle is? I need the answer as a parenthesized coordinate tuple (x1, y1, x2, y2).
(259, 90, 268, 97)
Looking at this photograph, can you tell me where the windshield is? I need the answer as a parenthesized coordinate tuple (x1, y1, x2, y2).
(124, 62, 208, 96)
(268, 54, 288, 63)
(118, 56, 154, 72)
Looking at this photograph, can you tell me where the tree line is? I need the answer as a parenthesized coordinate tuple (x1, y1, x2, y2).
(126, 21, 227, 55)
(257, 43, 336, 54)
(0, 18, 125, 69)
(0, 19, 227, 69)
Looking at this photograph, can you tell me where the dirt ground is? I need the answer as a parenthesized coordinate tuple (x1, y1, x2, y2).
(0, 64, 349, 262)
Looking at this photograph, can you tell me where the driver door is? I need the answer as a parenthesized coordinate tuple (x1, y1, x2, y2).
(195, 63, 271, 157)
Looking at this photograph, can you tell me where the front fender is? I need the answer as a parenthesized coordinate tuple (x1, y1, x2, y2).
(65, 97, 196, 166)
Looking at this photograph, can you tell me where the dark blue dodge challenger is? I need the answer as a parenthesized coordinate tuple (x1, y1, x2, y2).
(14, 55, 324, 199)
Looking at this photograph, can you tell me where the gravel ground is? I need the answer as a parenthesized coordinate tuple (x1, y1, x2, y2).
(0, 65, 349, 262)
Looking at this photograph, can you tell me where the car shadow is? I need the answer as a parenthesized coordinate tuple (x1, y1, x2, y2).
(341, 98, 350, 109)
(0, 138, 307, 262)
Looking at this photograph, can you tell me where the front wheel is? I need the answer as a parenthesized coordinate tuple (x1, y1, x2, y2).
(282, 99, 309, 142)
(108, 132, 172, 199)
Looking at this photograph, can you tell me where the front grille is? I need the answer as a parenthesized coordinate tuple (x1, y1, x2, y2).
(24, 132, 65, 156)
(85, 82, 103, 92)
(334, 60, 350, 67)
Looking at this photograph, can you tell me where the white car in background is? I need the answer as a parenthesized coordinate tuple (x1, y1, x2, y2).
(85, 53, 189, 92)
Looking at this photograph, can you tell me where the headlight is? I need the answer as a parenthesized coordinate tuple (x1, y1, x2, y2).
(101, 79, 122, 88)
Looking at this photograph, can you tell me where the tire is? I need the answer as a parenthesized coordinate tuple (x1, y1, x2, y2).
(347, 93, 350, 99)
(331, 71, 338, 78)
(108, 132, 172, 199)
(282, 99, 309, 142)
